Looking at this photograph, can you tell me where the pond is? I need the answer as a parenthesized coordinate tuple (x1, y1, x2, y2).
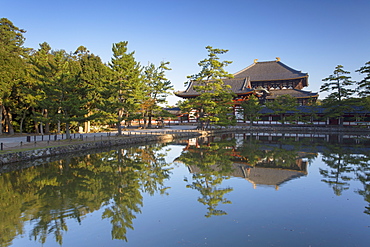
(1, 132, 370, 247)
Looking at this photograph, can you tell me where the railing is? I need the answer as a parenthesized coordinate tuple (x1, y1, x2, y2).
(0, 129, 201, 151)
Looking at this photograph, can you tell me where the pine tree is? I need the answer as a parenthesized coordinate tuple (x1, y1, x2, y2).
(320, 65, 355, 126)
(182, 46, 235, 130)
(356, 61, 370, 112)
(74, 46, 109, 132)
(31, 45, 88, 138)
(102, 41, 144, 135)
(142, 61, 173, 128)
(356, 61, 370, 98)
(0, 18, 30, 134)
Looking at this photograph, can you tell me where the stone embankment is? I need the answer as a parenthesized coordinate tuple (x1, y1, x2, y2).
(0, 131, 204, 165)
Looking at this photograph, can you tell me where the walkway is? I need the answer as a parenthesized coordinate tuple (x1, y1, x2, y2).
(0, 125, 198, 151)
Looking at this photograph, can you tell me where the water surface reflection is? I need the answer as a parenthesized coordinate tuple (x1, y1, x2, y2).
(0, 144, 172, 246)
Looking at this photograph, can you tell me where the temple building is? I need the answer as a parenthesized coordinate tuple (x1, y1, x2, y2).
(175, 58, 319, 106)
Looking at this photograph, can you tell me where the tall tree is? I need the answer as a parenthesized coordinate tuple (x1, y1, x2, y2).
(74, 46, 109, 132)
(101, 41, 144, 135)
(142, 61, 173, 128)
(356, 61, 370, 112)
(31, 45, 89, 138)
(181, 46, 235, 130)
(356, 61, 370, 98)
(320, 65, 355, 126)
(0, 18, 29, 134)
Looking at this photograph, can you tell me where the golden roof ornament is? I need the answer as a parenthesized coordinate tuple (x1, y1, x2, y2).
(276, 57, 281, 62)
(254, 59, 258, 63)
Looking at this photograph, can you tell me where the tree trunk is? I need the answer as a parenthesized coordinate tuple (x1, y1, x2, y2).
(117, 121, 122, 135)
(44, 109, 50, 134)
(117, 108, 124, 135)
(148, 113, 153, 128)
(3, 107, 14, 135)
(19, 109, 28, 134)
(84, 120, 91, 133)
(31, 107, 39, 133)
(34, 122, 39, 134)
(57, 121, 61, 133)
(40, 122, 44, 135)
(65, 122, 71, 139)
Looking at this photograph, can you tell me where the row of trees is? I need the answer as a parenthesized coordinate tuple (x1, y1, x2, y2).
(0, 18, 173, 137)
(238, 63, 370, 126)
(179, 45, 370, 128)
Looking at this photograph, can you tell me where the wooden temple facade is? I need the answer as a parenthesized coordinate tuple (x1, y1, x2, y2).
(175, 58, 319, 106)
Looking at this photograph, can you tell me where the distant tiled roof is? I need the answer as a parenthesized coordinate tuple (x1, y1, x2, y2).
(267, 89, 318, 99)
(175, 78, 254, 97)
(175, 60, 310, 98)
(234, 60, 308, 81)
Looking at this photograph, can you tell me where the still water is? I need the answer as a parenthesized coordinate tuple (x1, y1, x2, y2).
(1, 133, 370, 247)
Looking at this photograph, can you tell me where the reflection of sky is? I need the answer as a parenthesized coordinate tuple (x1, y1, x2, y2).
(6, 144, 370, 247)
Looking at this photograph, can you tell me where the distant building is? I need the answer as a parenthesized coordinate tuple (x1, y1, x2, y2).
(175, 58, 318, 106)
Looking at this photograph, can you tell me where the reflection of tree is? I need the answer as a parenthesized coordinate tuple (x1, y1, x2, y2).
(100, 144, 172, 241)
(179, 138, 235, 217)
(238, 136, 316, 170)
(353, 153, 370, 215)
(0, 169, 39, 247)
(319, 145, 355, 196)
(0, 143, 172, 246)
(237, 136, 265, 167)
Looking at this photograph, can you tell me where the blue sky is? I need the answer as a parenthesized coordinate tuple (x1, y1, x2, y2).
(2, 0, 369, 105)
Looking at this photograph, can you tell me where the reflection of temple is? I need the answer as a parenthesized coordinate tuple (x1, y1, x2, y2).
(241, 153, 308, 190)
(187, 160, 308, 190)
(180, 136, 309, 190)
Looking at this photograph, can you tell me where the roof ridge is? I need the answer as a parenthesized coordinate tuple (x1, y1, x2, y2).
(233, 62, 256, 76)
(277, 61, 308, 75)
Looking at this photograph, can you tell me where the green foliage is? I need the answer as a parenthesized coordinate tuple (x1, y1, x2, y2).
(181, 46, 236, 129)
(142, 61, 173, 127)
(30, 45, 89, 138)
(319, 145, 355, 196)
(356, 61, 370, 98)
(0, 144, 172, 245)
(320, 65, 355, 126)
(101, 41, 144, 135)
(0, 18, 30, 134)
(0, 19, 174, 134)
(238, 95, 262, 125)
(266, 95, 298, 124)
(179, 138, 235, 217)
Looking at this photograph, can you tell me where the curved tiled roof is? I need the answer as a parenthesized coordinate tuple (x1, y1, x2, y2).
(175, 59, 312, 98)
(266, 89, 318, 99)
(175, 78, 254, 97)
(234, 60, 308, 81)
